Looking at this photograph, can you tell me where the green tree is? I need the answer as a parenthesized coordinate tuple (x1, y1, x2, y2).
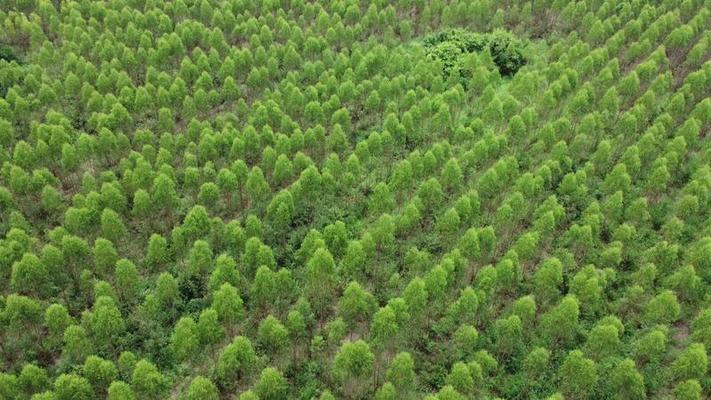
(643, 290, 681, 326)
(446, 362, 473, 395)
(93, 238, 119, 276)
(673, 380, 701, 400)
(212, 283, 245, 328)
(558, 350, 598, 400)
(62, 325, 94, 364)
(254, 367, 288, 400)
(114, 259, 140, 305)
(257, 315, 289, 355)
(216, 336, 257, 388)
(85, 296, 125, 352)
(671, 343, 708, 381)
(197, 308, 225, 347)
(107, 381, 136, 400)
(101, 208, 127, 242)
(386, 352, 415, 391)
(131, 360, 169, 400)
(540, 295, 580, 347)
(333, 340, 374, 397)
(305, 248, 338, 319)
(183, 376, 218, 400)
(609, 358, 645, 400)
(54, 374, 93, 400)
(171, 317, 199, 363)
(11, 253, 49, 297)
(83, 355, 118, 395)
(338, 281, 376, 333)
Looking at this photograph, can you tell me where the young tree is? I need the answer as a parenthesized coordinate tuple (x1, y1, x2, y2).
(197, 308, 224, 348)
(254, 367, 288, 400)
(212, 283, 245, 328)
(216, 336, 257, 388)
(85, 296, 125, 353)
(93, 238, 119, 276)
(557, 350, 598, 400)
(101, 208, 128, 242)
(257, 315, 289, 356)
(643, 290, 681, 326)
(131, 360, 169, 400)
(305, 248, 338, 319)
(11, 253, 49, 297)
(386, 351, 416, 392)
(107, 381, 136, 400)
(673, 380, 702, 400)
(671, 343, 708, 381)
(338, 281, 376, 334)
(83, 355, 118, 395)
(333, 340, 374, 398)
(609, 358, 645, 400)
(53, 374, 94, 400)
(540, 295, 580, 347)
(183, 376, 219, 400)
(62, 325, 94, 365)
(171, 317, 199, 363)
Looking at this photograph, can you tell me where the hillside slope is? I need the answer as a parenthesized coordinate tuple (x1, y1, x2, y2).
(1, 0, 711, 399)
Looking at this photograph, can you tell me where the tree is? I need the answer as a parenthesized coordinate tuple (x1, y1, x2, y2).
(183, 376, 218, 400)
(540, 295, 580, 347)
(216, 336, 257, 388)
(54, 374, 93, 400)
(245, 166, 270, 207)
(446, 362, 473, 395)
(369, 182, 395, 214)
(171, 317, 199, 363)
(524, 347, 550, 381)
(333, 340, 374, 397)
(691, 308, 711, 348)
(671, 343, 708, 381)
(254, 367, 288, 400)
(643, 290, 681, 326)
(305, 248, 338, 319)
(441, 159, 463, 192)
(558, 350, 598, 400)
(108, 381, 136, 400)
(144, 234, 169, 271)
(371, 306, 400, 353)
(338, 281, 376, 333)
(374, 382, 397, 400)
(673, 380, 701, 400)
(585, 323, 620, 360)
(494, 315, 524, 359)
(609, 358, 645, 400)
(457, 228, 480, 261)
(83, 355, 118, 395)
(386, 352, 415, 391)
(257, 315, 289, 355)
(101, 208, 127, 242)
(632, 327, 668, 365)
(324, 221, 348, 258)
(11, 253, 49, 297)
(85, 296, 125, 352)
(62, 325, 94, 364)
(18, 363, 48, 395)
(115, 259, 140, 305)
(211, 282, 245, 328)
(131, 360, 169, 400)
(93, 238, 119, 276)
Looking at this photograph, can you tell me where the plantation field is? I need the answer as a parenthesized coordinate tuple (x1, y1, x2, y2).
(1, 0, 711, 399)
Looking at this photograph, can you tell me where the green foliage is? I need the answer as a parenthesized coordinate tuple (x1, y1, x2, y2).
(1, 1, 710, 399)
(423, 29, 527, 80)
